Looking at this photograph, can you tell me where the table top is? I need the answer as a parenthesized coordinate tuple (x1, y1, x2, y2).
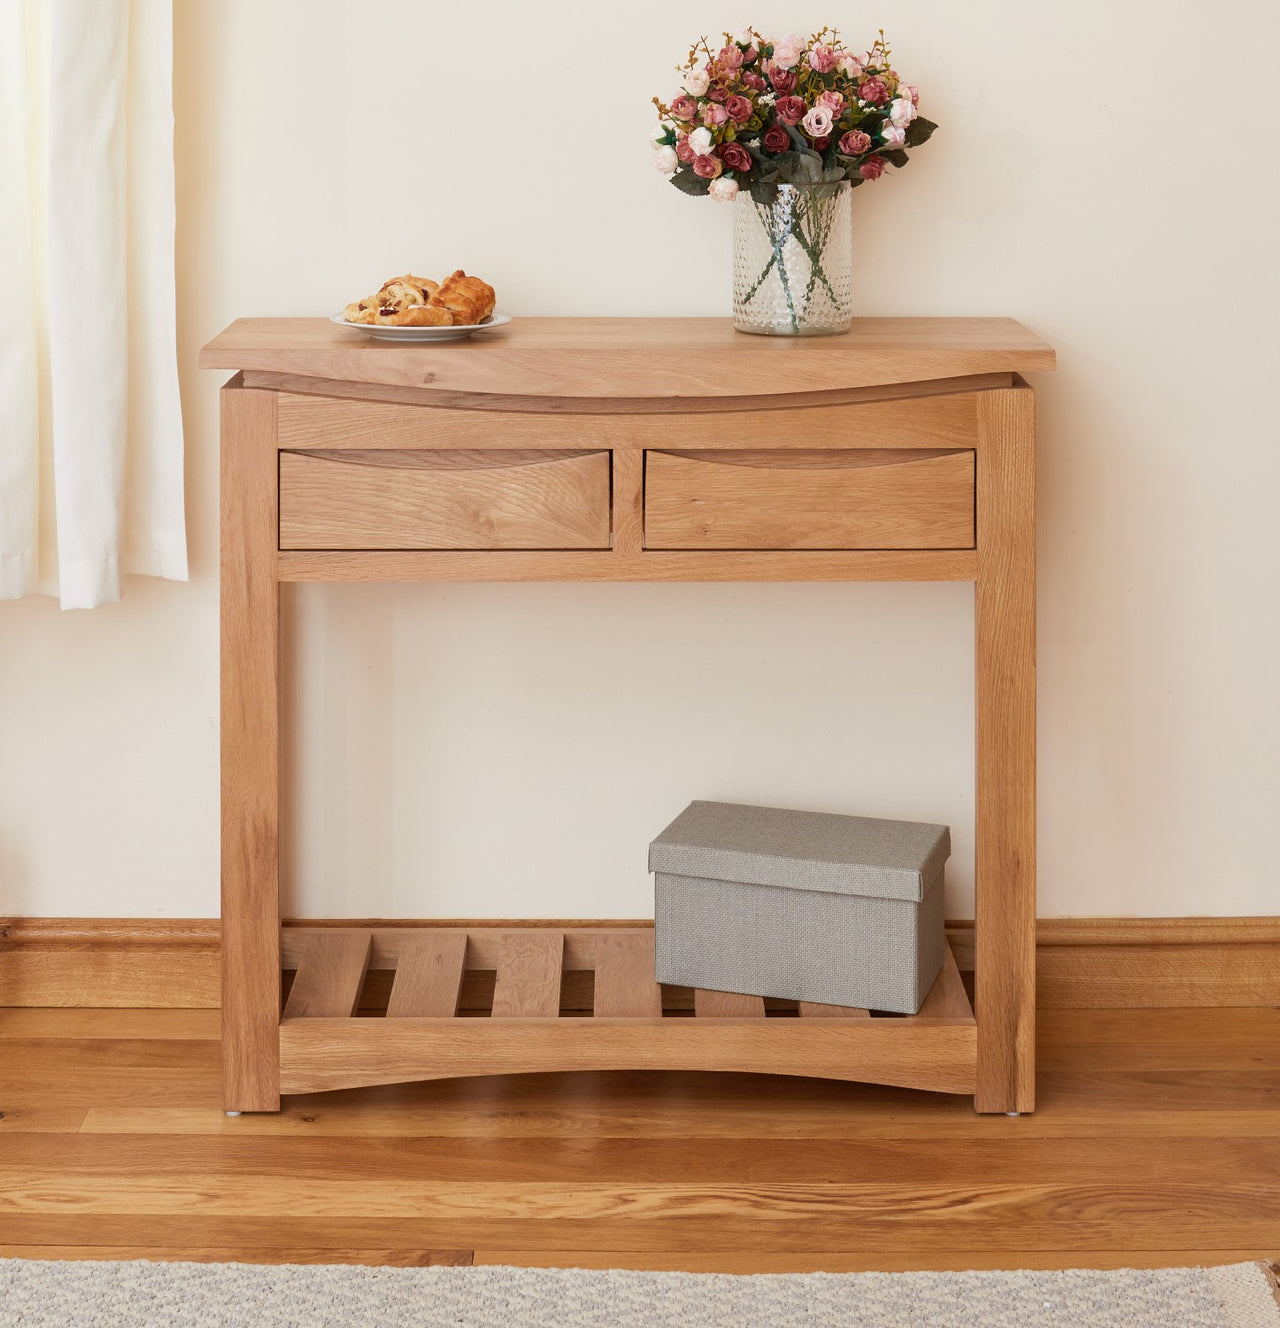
(201, 316, 1055, 400)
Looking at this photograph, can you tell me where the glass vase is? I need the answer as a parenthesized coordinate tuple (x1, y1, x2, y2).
(732, 181, 853, 336)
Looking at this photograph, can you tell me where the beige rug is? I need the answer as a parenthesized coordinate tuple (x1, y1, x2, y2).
(0, 1258, 1277, 1327)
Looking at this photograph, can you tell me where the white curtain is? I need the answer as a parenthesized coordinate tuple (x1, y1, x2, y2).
(0, 0, 186, 610)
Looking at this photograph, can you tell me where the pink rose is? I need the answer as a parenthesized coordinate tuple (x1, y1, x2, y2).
(775, 95, 807, 125)
(858, 78, 889, 106)
(817, 89, 844, 115)
(670, 95, 697, 123)
(838, 54, 864, 79)
(700, 102, 728, 127)
(718, 141, 752, 173)
(859, 155, 885, 180)
(675, 135, 696, 163)
(717, 45, 744, 70)
(742, 71, 768, 92)
(901, 83, 919, 106)
(879, 123, 906, 149)
(742, 46, 759, 65)
(725, 94, 752, 123)
(692, 153, 724, 179)
(771, 33, 805, 69)
(808, 43, 839, 73)
(801, 105, 834, 139)
(709, 83, 729, 103)
(838, 129, 872, 155)
(768, 63, 798, 93)
(762, 123, 791, 153)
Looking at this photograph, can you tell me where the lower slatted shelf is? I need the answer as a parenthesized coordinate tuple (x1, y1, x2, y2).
(276, 925, 976, 1098)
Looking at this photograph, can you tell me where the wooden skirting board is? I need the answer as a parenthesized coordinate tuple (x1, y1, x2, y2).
(2, 916, 1278, 1011)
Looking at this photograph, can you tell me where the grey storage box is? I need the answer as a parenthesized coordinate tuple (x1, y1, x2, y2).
(650, 801, 949, 1015)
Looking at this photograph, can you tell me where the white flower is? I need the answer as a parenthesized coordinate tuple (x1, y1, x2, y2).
(733, 28, 754, 47)
(879, 123, 906, 149)
(801, 105, 834, 139)
(888, 97, 917, 128)
(652, 122, 674, 146)
(688, 126, 714, 156)
(653, 145, 679, 176)
(683, 66, 710, 96)
(771, 33, 805, 69)
(709, 177, 740, 202)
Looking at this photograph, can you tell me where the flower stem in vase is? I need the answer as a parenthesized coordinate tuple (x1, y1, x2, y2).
(770, 195, 801, 334)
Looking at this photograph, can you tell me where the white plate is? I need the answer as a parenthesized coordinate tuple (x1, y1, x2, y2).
(329, 312, 511, 342)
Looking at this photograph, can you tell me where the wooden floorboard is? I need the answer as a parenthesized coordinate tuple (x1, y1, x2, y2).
(0, 1006, 1277, 1269)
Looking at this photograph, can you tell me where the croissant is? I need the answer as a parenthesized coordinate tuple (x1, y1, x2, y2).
(374, 303, 453, 327)
(430, 270, 496, 326)
(342, 296, 380, 324)
(382, 272, 439, 294)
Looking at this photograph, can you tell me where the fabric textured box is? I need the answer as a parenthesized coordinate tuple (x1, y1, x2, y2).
(650, 801, 950, 1015)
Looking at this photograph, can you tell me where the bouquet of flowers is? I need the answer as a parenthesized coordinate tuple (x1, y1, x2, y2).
(655, 29, 934, 334)
(652, 29, 934, 201)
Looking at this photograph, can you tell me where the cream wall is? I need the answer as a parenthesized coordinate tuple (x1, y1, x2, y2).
(2, 0, 1278, 920)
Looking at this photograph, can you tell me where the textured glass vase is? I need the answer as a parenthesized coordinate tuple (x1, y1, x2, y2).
(732, 182, 853, 336)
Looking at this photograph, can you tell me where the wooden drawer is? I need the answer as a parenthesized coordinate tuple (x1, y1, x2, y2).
(643, 449, 975, 550)
(278, 449, 611, 550)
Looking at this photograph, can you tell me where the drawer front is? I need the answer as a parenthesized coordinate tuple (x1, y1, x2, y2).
(279, 449, 611, 550)
(644, 449, 975, 550)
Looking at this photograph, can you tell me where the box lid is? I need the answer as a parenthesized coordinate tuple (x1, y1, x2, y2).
(648, 801, 950, 903)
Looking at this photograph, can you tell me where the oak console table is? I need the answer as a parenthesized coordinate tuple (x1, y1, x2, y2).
(202, 316, 1054, 1116)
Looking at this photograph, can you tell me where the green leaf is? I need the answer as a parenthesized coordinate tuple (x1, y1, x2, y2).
(881, 148, 909, 169)
(669, 169, 711, 197)
(903, 115, 937, 148)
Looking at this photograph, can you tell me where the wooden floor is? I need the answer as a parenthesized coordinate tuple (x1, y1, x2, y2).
(2, 1005, 1278, 1272)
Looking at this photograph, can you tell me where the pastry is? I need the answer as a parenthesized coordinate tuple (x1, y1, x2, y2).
(377, 275, 440, 310)
(374, 303, 453, 327)
(380, 273, 439, 298)
(343, 270, 495, 327)
(342, 296, 380, 324)
(430, 270, 496, 325)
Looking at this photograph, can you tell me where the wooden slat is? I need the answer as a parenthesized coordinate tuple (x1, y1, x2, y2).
(798, 1002, 870, 1018)
(281, 932, 372, 1018)
(201, 316, 1057, 395)
(386, 932, 467, 1019)
(256, 370, 1015, 415)
(611, 449, 644, 554)
(276, 548, 979, 584)
(592, 933, 662, 1019)
(974, 386, 1038, 1113)
(693, 989, 767, 1018)
(274, 389, 983, 452)
(219, 384, 282, 1112)
(916, 944, 973, 1020)
(491, 932, 564, 1019)
(278, 1016, 977, 1096)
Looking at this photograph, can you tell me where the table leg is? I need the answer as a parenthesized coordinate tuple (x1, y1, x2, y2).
(220, 384, 281, 1112)
(974, 384, 1037, 1114)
